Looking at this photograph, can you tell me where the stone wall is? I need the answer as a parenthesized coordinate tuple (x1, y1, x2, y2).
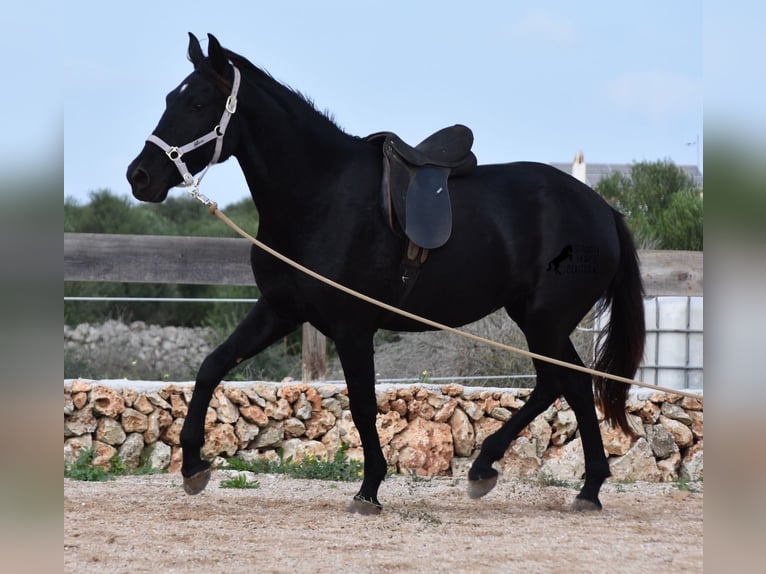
(64, 380, 703, 482)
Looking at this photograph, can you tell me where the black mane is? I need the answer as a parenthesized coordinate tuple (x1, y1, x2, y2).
(212, 48, 344, 131)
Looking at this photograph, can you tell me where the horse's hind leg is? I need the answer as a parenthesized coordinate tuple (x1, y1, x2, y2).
(558, 341, 611, 511)
(468, 376, 560, 498)
(180, 300, 298, 494)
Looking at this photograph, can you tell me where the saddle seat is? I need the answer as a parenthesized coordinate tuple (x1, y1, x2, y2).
(367, 124, 477, 251)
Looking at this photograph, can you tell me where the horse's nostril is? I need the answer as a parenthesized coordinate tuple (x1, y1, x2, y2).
(129, 167, 151, 189)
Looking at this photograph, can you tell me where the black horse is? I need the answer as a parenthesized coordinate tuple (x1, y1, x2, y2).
(127, 33, 645, 514)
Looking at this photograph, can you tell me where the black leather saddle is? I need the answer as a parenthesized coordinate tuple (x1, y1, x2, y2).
(367, 124, 477, 250)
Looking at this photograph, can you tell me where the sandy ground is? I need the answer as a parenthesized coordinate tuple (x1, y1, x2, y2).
(64, 471, 703, 573)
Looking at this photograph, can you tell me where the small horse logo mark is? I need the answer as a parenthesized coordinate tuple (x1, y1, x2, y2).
(547, 244, 573, 275)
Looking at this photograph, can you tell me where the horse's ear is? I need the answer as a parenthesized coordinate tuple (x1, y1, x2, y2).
(188, 32, 204, 67)
(207, 33, 228, 75)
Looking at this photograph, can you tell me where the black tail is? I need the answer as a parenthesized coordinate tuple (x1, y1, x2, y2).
(593, 210, 646, 436)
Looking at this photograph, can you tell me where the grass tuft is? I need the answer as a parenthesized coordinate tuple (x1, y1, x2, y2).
(223, 444, 364, 482)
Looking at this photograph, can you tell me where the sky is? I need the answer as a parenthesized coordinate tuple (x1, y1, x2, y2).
(57, 1, 708, 208)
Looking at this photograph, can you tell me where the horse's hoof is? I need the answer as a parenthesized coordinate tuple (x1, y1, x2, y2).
(347, 495, 383, 515)
(183, 468, 211, 495)
(571, 497, 602, 512)
(467, 475, 498, 499)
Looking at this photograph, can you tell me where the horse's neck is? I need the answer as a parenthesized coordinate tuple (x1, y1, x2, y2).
(233, 102, 359, 228)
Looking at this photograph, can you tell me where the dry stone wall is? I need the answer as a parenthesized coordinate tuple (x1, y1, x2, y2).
(64, 380, 703, 482)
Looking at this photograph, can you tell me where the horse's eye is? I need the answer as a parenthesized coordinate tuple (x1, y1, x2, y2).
(193, 103, 206, 111)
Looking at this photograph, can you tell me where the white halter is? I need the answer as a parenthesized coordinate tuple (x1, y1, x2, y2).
(146, 65, 241, 199)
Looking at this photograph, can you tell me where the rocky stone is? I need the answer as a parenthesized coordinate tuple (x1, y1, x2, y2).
(278, 384, 307, 404)
(251, 423, 284, 449)
(214, 388, 240, 424)
(281, 438, 328, 463)
(458, 398, 484, 421)
(680, 396, 703, 411)
(91, 386, 126, 418)
(123, 388, 138, 408)
(235, 418, 260, 446)
(490, 407, 512, 422)
(65, 404, 97, 437)
(377, 411, 408, 445)
(659, 415, 693, 448)
(657, 451, 681, 482)
(390, 417, 453, 476)
(121, 408, 149, 433)
(64, 392, 74, 416)
(169, 446, 183, 473)
(305, 410, 336, 440)
(293, 394, 313, 420)
(162, 418, 184, 446)
(242, 386, 267, 407)
(284, 417, 306, 438)
(337, 411, 361, 447)
(72, 392, 88, 410)
(523, 416, 552, 459)
(600, 421, 633, 456)
(169, 393, 187, 418)
(70, 380, 92, 393)
(442, 383, 464, 397)
(609, 438, 661, 482)
(251, 383, 277, 403)
(144, 409, 172, 444)
(117, 433, 145, 470)
(140, 441, 171, 470)
(240, 404, 269, 427)
(633, 400, 661, 424)
(224, 386, 250, 407)
(144, 391, 171, 411)
(389, 398, 407, 417)
(449, 408, 474, 457)
(132, 394, 154, 415)
(433, 398, 457, 423)
(305, 387, 323, 412)
(407, 399, 435, 421)
(688, 411, 703, 439)
(320, 425, 342, 458)
(660, 402, 693, 426)
(499, 392, 525, 410)
(202, 423, 239, 458)
(540, 437, 585, 481)
(498, 436, 541, 479)
(64, 435, 93, 465)
(550, 410, 578, 446)
(204, 407, 218, 432)
(646, 423, 678, 459)
(91, 440, 118, 470)
(264, 398, 292, 421)
(96, 417, 127, 446)
(321, 397, 343, 418)
(680, 440, 703, 480)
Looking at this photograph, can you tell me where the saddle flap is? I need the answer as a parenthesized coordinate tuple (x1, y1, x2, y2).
(404, 166, 452, 249)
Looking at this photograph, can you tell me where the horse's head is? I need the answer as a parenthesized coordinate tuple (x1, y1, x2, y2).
(127, 33, 238, 202)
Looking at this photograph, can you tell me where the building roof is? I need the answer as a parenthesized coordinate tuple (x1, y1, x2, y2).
(549, 160, 703, 189)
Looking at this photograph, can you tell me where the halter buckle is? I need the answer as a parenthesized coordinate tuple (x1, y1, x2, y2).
(167, 147, 182, 161)
(226, 95, 237, 114)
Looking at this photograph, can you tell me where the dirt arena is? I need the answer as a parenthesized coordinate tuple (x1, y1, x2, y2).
(64, 471, 703, 573)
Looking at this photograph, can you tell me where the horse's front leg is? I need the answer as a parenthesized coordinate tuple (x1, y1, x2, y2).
(333, 328, 387, 514)
(181, 300, 298, 494)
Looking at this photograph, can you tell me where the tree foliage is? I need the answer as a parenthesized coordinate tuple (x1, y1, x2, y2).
(595, 160, 702, 250)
